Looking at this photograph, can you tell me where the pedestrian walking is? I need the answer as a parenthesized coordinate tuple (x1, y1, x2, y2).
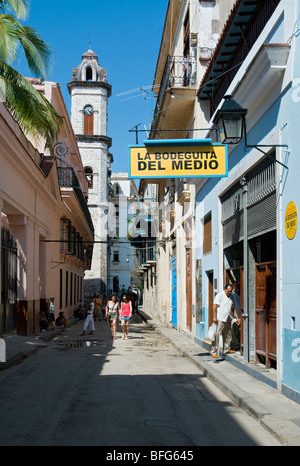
(81, 296, 95, 336)
(210, 284, 238, 358)
(105, 295, 119, 340)
(101, 294, 108, 320)
(120, 294, 132, 340)
(94, 294, 102, 321)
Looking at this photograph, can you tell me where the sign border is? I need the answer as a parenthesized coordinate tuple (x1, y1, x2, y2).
(128, 138, 228, 179)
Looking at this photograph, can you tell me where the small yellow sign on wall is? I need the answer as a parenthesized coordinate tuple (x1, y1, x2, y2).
(285, 201, 297, 240)
(128, 139, 227, 179)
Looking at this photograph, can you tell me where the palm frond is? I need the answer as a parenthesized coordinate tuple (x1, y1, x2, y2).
(0, 15, 52, 77)
(0, 59, 63, 146)
(0, 0, 29, 20)
(0, 15, 20, 63)
(18, 25, 53, 78)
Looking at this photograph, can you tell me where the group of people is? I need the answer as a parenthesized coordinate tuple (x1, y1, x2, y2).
(39, 293, 134, 340)
(39, 297, 67, 332)
(40, 285, 240, 354)
(210, 283, 241, 358)
(81, 293, 133, 340)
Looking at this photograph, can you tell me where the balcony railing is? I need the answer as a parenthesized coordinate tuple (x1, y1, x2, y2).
(150, 55, 197, 137)
(168, 55, 197, 88)
(58, 167, 94, 235)
(208, 0, 281, 113)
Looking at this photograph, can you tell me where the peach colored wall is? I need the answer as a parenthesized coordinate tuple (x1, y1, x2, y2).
(0, 81, 93, 335)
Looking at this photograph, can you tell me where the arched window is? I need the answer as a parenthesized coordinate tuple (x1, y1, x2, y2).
(84, 166, 93, 189)
(86, 66, 93, 81)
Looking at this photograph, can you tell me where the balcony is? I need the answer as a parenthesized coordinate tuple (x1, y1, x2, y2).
(58, 167, 94, 235)
(150, 55, 197, 138)
(198, 0, 282, 114)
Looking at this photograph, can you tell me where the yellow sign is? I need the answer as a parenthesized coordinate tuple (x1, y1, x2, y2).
(285, 201, 297, 240)
(129, 142, 227, 178)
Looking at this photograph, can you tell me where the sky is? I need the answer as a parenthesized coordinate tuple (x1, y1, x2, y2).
(15, 0, 169, 173)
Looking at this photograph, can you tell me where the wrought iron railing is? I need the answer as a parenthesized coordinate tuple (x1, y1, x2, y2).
(58, 167, 94, 235)
(150, 55, 197, 137)
(211, 0, 282, 112)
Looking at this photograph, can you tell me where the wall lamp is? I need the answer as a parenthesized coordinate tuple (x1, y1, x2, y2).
(213, 95, 289, 169)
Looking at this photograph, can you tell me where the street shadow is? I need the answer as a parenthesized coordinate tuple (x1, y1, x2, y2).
(0, 319, 276, 447)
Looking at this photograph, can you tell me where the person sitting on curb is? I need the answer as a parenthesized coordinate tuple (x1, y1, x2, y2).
(55, 311, 67, 329)
(39, 310, 50, 332)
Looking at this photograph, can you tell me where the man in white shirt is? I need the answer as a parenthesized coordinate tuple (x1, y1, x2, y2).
(210, 284, 238, 358)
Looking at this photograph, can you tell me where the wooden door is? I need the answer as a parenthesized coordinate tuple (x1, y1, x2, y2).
(171, 256, 177, 328)
(186, 248, 192, 331)
(208, 272, 214, 327)
(255, 261, 276, 368)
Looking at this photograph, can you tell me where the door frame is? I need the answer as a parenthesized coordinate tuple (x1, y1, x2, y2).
(171, 255, 177, 328)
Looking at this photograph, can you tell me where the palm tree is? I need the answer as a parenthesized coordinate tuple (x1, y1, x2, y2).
(0, 0, 62, 147)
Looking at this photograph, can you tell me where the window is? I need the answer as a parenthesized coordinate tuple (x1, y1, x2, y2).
(60, 218, 71, 253)
(183, 8, 190, 57)
(203, 212, 212, 255)
(65, 271, 69, 308)
(113, 251, 119, 262)
(84, 166, 93, 189)
(113, 275, 119, 292)
(86, 66, 93, 81)
(70, 272, 73, 306)
(59, 269, 63, 310)
(84, 112, 94, 135)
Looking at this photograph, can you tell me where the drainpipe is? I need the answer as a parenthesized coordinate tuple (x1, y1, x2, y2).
(240, 176, 249, 362)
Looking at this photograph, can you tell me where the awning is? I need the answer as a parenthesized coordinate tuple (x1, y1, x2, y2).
(198, 0, 260, 100)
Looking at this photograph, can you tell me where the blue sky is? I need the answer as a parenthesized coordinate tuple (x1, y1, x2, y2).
(16, 0, 168, 172)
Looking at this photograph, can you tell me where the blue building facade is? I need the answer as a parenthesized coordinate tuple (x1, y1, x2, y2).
(195, 0, 300, 401)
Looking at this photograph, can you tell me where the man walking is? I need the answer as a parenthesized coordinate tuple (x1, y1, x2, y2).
(210, 284, 238, 358)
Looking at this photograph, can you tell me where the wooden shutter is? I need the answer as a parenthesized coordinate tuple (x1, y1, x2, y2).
(84, 113, 94, 135)
(203, 212, 212, 255)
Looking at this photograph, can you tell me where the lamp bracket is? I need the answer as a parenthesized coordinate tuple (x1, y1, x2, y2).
(245, 144, 289, 170)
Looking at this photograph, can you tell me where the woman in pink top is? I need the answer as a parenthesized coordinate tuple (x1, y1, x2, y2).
(119, 294, 132, 339)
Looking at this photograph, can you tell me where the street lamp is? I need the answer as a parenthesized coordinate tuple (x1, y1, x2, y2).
(213, 95, 247, 144)
(213, 95, 288, 169)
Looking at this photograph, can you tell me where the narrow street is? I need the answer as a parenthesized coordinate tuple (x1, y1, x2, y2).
(0, 316, 280, 447)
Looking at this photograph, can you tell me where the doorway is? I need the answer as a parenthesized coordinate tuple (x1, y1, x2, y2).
(171, 255, 177, 328)
(255, 261, 276, 368)
(186, 248, 192, 331)
(208, 271, 214, 327)
(1, 227, 17, 334)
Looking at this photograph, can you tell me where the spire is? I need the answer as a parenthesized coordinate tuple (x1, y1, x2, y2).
(68, 48, 111, 97)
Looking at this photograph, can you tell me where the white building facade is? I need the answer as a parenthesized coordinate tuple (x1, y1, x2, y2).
(68, 49, 112, 296)
(108, 173, 139, 296)
(195, 0, 300, 401)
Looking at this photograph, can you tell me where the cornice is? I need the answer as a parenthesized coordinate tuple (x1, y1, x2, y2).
(75, 134, 112, 148)
(67, 80, 112, 97)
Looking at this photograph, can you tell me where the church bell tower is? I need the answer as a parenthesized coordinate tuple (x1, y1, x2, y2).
(68, 48, 112, 296)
